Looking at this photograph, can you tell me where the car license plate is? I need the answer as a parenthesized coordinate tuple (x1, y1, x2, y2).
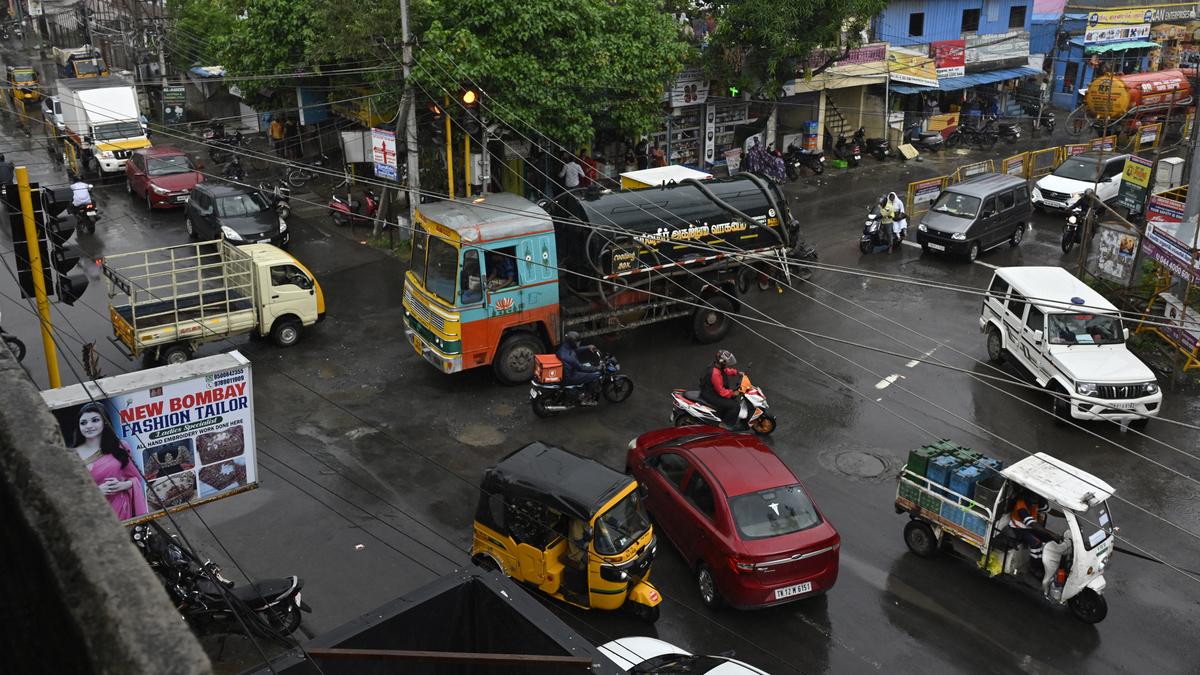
(1109, 402, 1137, 409)
(174, 195, 188, 203)
(85, 210, 97, 216)
(929, 243, 946, 251)
(1045, 201, 1064, 208)
(774, 581, 812, 600)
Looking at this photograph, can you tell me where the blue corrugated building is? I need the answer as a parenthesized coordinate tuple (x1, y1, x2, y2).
(876, 0, 1034, 47)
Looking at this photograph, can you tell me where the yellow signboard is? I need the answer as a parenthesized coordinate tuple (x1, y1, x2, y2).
(1122, 157, 1152, 189)
(888, 47, 937, 88)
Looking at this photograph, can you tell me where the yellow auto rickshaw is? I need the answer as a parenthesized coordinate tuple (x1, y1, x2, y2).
(472, 442, 662, 622)
(6, 65, 41, 104)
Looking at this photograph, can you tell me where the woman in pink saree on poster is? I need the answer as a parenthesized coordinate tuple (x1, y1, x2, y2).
(71, 402, 147, 520)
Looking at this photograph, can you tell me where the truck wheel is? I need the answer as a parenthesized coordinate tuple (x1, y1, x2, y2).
(160, 345, 191, 366)
(903, 520, 938, 558)
(493, 333, 543, 385)
(271, 319, 301, 347)
(986, 327, 1004, 364)
(691, 295, 734, 344)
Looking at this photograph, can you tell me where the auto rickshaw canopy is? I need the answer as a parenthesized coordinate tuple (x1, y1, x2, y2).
(480, 442, 632, 524)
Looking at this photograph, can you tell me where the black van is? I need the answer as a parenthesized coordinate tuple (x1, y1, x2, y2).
(916, 173, 1030, 262)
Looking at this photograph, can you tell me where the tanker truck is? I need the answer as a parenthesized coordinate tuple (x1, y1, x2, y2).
(1084, 69, 1195, 122)
(402, 175, 805, 383)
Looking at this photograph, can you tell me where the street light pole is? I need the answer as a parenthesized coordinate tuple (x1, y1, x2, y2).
(400, 0, 420, 230)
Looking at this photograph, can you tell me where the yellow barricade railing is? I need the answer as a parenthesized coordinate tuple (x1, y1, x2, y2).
(1134, 123, 1162, 152)
(1029, 147, 1062, 178)
(952, 159, 994, 184)
(1064, 143, 1091, 157)
(906, 176, 950, 218)
(1090, 135, 1118, 152)
(1001, 152, 1030, 179)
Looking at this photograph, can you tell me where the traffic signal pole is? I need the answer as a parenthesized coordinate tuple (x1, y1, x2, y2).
(16, 166, 60, 387)
(444, 94, 455, 200)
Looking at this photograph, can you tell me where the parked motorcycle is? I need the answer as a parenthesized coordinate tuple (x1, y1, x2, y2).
(784, 141, 824, 178)
(853, 127, 891, 161)
(131, 520, 310, 637)
(1023, 104, 1057, 135)
(208, 130, 248, 165)
(670, 373, 775, 434)
(994, 117, 1022, 144)
(831, 131, 862, 167)
(1061, 205, 1090, 254)
(1, 309, 25, 362)
(259, 180, 291, 219)
(530, 350, 633, 417)
(945, 118, 998, 150)
(329, 188, 378, 227)
(904, 123, 944, 153)
(74, 200, 99, 234)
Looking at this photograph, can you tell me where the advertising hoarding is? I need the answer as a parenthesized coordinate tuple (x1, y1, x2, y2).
(932, 40, 966, 79)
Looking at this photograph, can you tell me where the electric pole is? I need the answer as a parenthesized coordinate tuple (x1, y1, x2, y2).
(401, 0, 419, 235)
(1179, 70, 1200, 248)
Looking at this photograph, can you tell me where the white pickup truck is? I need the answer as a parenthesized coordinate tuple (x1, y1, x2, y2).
(979, 266, 1161, 427)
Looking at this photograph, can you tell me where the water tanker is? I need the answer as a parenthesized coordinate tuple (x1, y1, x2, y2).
(1084, 69, 1195, 120)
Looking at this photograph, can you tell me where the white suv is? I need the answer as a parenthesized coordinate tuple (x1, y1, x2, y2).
(979, 266, 1161, 427)
(1032, 152, 1127, 212)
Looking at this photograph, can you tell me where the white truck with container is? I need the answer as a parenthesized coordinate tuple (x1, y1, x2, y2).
(56, 76, 152, 177)
(103, 241, 325, 366)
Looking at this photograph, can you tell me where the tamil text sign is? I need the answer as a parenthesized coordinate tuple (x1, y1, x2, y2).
(1116, 155, 1153, 212)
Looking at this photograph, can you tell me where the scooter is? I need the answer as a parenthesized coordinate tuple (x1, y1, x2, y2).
(1023, 105, 1057, 135)
(994, 117, 1022, 144)
(530, 350, 633, 417)
(329, 188, 378, 227)
(904, 123, 944, 153)
(1, 309, 25, 362)
(784, 141, 824, 178)
(833, 131, 862, 167)
(131, 519, 310, 637)
(670, 373, 776, 435)
(853, 127, 891, 161)
(74, 200, 99, 234)
(222, 156, 246, 183)
(258, 180, 291, 220)
(860, 204, 898, 254)
(208, 130, 247, 165)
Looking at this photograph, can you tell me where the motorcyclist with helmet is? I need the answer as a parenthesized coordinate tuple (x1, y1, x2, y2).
(700, 349, 743, 429)
(557, 331, 601, 404)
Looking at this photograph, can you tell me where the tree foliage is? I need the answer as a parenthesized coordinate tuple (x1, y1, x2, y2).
(703, 0, 888, 98)
(414, 0, 690, 145)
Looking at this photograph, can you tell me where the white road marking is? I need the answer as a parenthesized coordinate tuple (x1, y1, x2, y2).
(906, 346, 939, 368)
(875, 374, 902, 389)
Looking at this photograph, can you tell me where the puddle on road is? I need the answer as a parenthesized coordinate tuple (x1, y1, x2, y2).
(453, 423, 505, 447)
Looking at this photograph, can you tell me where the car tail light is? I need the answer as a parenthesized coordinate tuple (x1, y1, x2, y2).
(729, 556, 755, 574)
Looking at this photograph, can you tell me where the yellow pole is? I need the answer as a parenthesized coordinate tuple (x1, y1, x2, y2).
(444, 95, 455, 200)
(17, 167, 60, 388)
(464, 133, 472, 198)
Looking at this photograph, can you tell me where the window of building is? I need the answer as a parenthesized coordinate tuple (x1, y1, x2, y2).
(1009, 5, 1027, 30)
(1062, 62, 1079, 94)
(909, 12, 925, 37)
(962, 8, 980, 33)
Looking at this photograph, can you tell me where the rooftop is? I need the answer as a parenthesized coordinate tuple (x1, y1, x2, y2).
(995, 266, 1118, 315)
(1003, 452, 1115, 512)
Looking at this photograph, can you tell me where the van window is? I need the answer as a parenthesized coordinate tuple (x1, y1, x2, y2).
(981, 198, 998, 218)
(988, 275, 1010, 300)
(1007, 291, 1027, 319)
(999, 190, 1015, 211)
(1014, 185, 1028, 206)
(1026, 306, 1045, 332)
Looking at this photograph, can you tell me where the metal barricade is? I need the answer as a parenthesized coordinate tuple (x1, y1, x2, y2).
(1063, 143, 1091, 158)
(1029, 147, 1062, 178)
(1000, 152, 1030, 179)
(1134, 123, 1162, 152)
(952, 160, 994, 184)
(1090, 135, 1118, 152)
(906, 176, 950, 218)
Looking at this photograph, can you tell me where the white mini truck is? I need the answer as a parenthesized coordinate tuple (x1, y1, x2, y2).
(979, 266, 1161, 427)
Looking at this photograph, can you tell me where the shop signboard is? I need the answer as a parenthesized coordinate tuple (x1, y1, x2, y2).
(1092, 222, 1140, 285)
(965, 31, 1030, 67)
(912, 177, 944, 204)
(1085, 23, 1151, 44)
(669, 66, 708, 108)
(888, 47, 937, 88)
(1116, 155, 1153, 212)
(372, 127, 398, 180)
(40, 352, 258, 525)
(162, 86, 186, 126)
(932, 40, 966, 79)
(1147, 193, 1185, 224)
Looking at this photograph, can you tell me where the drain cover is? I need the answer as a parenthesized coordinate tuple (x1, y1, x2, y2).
(833, 451, 887, 478)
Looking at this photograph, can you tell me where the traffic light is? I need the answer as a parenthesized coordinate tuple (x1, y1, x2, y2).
(5, 184, 52, 299)
(41, 186, 89, 305)
(460, 89, 479, 107)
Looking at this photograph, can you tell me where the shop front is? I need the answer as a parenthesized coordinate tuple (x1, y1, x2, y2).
(777, 43, 890, 152)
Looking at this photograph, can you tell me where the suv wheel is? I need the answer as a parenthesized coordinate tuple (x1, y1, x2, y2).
(185, 216, 197, 240)
(967, 241, 980, 262)
(1010, 224, 1024, 247)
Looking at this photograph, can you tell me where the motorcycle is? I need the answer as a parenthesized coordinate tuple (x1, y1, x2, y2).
(208, 130, 248, 165)
(1061, 205, 1089, 254)
(904, 123, 944, 153)
(859, 203, 898, 254)
(994, 116, 1022, 144)
(831, 131, 861, 167)
(222, 157, 246, 183)
(1, 309, 25, 362)
(74, 200, 99, 234)
(945, 117, 998, 150)
(853, 127, 891, 161)
(784, 141, 824, 178)
(259, 180, 291, 220)
(329, 188, 379, 227)
(670, 373, 776, 435)
(131, 519, 310, 637)
(1023, 105, 1057, 135)
(530, 350, 633, 417)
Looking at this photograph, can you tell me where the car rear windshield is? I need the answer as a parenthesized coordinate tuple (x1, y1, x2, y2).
(148, 155, 195, 176)
(217, 192, 269, 217)
(729, 484, 822, 540)
(930, 192, 980, 219)
(1052, 157, 1100, 182)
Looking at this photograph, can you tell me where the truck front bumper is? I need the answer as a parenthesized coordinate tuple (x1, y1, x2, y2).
(1070, 392, 1162, 422)
(97, 157, 129, 173)
(404, 324, 463, 374)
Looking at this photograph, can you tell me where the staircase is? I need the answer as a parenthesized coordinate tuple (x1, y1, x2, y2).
(824, 97, 851, 141)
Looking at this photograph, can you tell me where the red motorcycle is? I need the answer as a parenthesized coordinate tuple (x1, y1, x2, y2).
(328, 189, 378, 227)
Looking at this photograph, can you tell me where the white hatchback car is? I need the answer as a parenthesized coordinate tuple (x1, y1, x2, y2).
(599, 637, 770, 674)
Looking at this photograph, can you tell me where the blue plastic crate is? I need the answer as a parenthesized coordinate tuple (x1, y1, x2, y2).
(940, 499, 965, 526)
(927, 455, 961, 487)
(962, 510, 988, 537)
(975, 457, 1004, 479)
(949, 465, 983, 500)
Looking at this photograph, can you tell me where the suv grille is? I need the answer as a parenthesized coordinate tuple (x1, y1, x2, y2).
(1041, 188, 1071, 203)
(1096, 384, 1152, 399)
(113, 150, 132, 160)
(404, 284, 445, 332)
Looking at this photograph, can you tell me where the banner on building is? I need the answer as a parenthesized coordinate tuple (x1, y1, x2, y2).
(888, 47, 937, 87)
(40, 352, 258, 525)
(932, 40, 966, 79)
(965, 31, 1030, 67)
(669, 66, 708, 108)
(162, 86, 186, 126)
(1092, 223, 1140, 285)
(1116, 155, 1153, 212)
(372, 127, 398, 180)
(1085, 23, 1151, 44)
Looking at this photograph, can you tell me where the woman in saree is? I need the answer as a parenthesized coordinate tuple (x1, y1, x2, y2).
(71, 402, 147, 520)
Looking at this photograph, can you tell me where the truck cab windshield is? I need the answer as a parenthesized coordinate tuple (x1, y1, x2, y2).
(75, 60, 104, 76)
(1049, 313, 1123, 345)
(93, 122, 144, 141)
(11, 71, 35, 83)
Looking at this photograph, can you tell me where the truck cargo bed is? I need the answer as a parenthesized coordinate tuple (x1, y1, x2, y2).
(114, 289, 252, 328)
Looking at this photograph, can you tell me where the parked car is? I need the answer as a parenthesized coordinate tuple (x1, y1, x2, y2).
(1032, 152, 1128, 213)
(599, 637, 769, 674)
(126, 146, 204, 209)
(184, 183, 289, 247)
(916, 173, 1030, 262)
(626, 427, 839, 609)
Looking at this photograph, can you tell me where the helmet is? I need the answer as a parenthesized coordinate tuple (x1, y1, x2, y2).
(715, 349, 736, 367)
(565, 331, 580, 344)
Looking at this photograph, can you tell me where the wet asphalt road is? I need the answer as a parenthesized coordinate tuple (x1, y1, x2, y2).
(1, 82, 1199, 672)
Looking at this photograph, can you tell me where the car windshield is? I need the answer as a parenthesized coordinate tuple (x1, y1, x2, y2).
(216, 192, 270, 218)
(930, 192, 981, 219)
(1081, 501, 1114, 551)
(1053, 157, 1100, 182)
(594, 489, 651, 556)
(729, 484, 822, 540)
(12, 71, 35, 83)
(424, 236, 459, 304)
(148, 155, 195, 176)
(93, 122, 144, 141)
(1048, 312, 1124, 345)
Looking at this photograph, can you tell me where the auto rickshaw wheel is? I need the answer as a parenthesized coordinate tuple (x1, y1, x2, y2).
(1068, 588, 1107, 623)
(904, 520, 939, 558)
(628, 601, 660, 623)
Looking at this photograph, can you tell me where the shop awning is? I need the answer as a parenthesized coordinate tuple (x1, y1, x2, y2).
(891, 66, 1041, 95)
(1081, 40, 1160, 54)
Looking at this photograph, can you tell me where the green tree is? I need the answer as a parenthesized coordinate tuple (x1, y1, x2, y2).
(414, 0, 690, 145)
(703, 0, 888, 98)
(165, 0, 237, 71)
(218, 0, 322, 98)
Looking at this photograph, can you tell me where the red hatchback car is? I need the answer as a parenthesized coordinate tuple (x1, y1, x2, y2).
(627, 427, 839, 609)
(125, 146, 204, 209)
